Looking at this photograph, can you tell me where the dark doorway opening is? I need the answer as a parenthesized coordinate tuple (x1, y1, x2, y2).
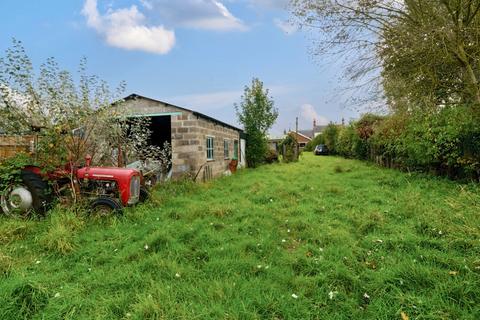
(148, 116, 171, 148)
(126, 115, 173, 174)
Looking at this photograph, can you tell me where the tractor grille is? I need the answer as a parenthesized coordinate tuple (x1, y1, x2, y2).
(129, 175, 141, 204)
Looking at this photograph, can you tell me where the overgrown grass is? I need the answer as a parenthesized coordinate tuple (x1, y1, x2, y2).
(0, 154, 479, 319)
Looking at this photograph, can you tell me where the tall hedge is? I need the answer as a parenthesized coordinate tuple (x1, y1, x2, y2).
(331, 110, 480, 180)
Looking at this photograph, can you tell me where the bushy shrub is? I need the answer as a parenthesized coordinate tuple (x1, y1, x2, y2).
(354, 114, 384, 160)
(304, 134, 326, 152)
(398, 107, 480, 177)
(369, 113, 407, 165)
(0, 153, 34, 190)
(245, 131, 269, 168)
(264, 149, 279, 164)
(336, 124, 358, 158)
(279, 134, 298, 163)
(331, 109, 480, 180)
(323, 123, 340, 153)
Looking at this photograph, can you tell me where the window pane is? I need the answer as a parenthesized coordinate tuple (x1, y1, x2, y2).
(224, 140, 229, 158)
(207, 137, 214, 160)
(234, 140, 239, 159)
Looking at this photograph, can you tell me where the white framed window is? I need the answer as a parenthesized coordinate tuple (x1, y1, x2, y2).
(224, 139, 230, 159)
(234, 140, 239, 159)
(206, 136, 214, 160)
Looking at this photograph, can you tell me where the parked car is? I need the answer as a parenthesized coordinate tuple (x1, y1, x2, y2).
(314, 144, 329, 155)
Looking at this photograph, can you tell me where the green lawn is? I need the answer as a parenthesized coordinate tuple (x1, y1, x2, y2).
(1, 154, 479, 319)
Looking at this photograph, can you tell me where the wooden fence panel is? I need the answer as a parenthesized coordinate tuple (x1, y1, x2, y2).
(0, 135, 36, 160)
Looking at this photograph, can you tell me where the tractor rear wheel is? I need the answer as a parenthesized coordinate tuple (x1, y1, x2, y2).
(90, 197, 123, 216)
(0, 170, 52, 219)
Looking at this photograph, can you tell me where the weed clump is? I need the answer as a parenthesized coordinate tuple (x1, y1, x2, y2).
(38, 212, 84, 255)
(5, 282, 49, 319)
(326, 186, 343, 194)
(0, 252, 12, 276)
(358, 212, 384, 235)
(155, 179, 198, 202)
(0, 222, 29, 245)
(209, 205, 233, 218)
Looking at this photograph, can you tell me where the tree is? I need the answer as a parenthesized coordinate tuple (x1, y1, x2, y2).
(235, 78, 278, 168)
(379, 2, 480, 110)
(323, 122, 340, 153)
(0, 39, 170, 172)
(292, 0, 480, 111)
(0, 39, 126, 169)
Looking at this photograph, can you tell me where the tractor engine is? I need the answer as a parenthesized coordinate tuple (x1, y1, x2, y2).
(76, 166, 141, 207)
(80, 180, 119, 199)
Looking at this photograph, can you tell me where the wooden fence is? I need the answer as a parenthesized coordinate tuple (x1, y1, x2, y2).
(0, 135, 37, 160)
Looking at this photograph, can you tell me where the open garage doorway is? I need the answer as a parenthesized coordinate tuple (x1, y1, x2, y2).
(148, 115, 171, 149)
(124, 114, 174, 184)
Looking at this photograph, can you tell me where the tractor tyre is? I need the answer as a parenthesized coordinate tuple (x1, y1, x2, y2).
(139, 186, 149, 203)
(90, 197, 123, 216)
(1, 170, 52, 218)
(22, 170, 52, 217)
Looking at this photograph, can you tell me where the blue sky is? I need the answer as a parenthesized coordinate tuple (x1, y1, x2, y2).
(0, 0, 359, 134)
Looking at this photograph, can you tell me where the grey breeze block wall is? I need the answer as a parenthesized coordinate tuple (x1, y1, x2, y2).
(119, 97, 241, 180)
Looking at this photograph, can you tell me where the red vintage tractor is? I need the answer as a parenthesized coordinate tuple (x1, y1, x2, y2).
(0, 155, 142, 218)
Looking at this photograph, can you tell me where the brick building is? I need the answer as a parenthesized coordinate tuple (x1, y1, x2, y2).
(289, 131, 312, 149)
(298, 120, 327, 139)
(118, 94, 245, 181)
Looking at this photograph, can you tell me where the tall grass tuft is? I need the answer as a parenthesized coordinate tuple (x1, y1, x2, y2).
(0, 252, 12, 276)
(38, 211, 84, 255)
(0, 221, 29, 245)
(1, 281, 49, 319)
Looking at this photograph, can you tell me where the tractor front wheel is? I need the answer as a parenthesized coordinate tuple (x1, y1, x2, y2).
(90, 197, 123, 216)
(139, 186, 149, 203)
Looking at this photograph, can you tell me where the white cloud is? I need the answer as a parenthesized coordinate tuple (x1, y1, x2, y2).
(82, 0, 175, 54)
(139, 0, 247, 31)
(81, 0, 247, 52)
(274, 18, 297, 35)
(182, 1, 247, 31)
(82, 0, 102, 29)
(300, 104, 329, 126)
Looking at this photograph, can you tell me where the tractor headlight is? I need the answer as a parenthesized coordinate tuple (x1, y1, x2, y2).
(128, 175, 141, 204)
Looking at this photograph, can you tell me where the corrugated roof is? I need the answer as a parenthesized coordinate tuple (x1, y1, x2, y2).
(122, 94, 244, 132)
